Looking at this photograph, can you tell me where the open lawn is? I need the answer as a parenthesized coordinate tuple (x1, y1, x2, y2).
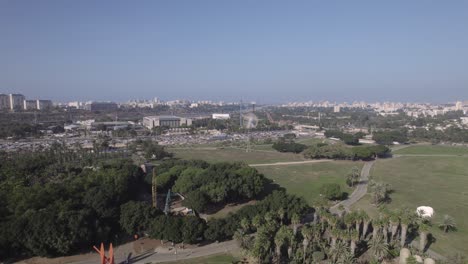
(159, 253, 238, 264)
(393, 144, 468, 155)
(296, 137, 327, 146)
(169, 147, 305, 164)
(367, 156, 468, 256)
(256, 161, 363, 205)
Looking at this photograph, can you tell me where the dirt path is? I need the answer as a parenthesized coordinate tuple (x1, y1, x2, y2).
(330, 161, 375, 214)
(249, 159, 331, 167)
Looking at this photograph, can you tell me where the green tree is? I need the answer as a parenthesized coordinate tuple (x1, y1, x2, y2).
(181, 216, 206, 244)
(120, 201, 160, 235)
(320, 183, 343, 200)
(438, 215, 456, 233)
(368, 235, 389, 261)
(182, 190, 208, 213)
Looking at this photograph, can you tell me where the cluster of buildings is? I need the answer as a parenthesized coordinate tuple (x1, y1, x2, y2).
(0, 93, 53, 111)
(63, 97, 239, 111)
(143, 113, 231, 129)
(282, 100, 468, 117)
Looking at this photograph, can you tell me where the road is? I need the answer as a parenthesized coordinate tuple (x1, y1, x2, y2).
(330, 161, 375, 215)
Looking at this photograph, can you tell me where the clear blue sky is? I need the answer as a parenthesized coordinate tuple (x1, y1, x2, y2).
(1, 0, 467, 103)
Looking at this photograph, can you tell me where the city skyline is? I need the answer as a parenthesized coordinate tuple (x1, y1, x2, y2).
(1, 1, 468, 103)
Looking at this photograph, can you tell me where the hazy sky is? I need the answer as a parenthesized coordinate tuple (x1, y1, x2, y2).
(1, 0, 467, 103)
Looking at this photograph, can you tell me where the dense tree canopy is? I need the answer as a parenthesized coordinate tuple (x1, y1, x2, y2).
(372, 130, 408, 145)
(303, 143, 390, 160)
(0, 150, 146, 258)
(150, 160, 268, 213)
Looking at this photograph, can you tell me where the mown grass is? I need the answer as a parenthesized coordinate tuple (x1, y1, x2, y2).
(393, 145, 468, 155)
(256, 161, 363, 205)
(159, 253, 238, 264)
(368, 156, 468, 256)
(169, 147, 305, 164)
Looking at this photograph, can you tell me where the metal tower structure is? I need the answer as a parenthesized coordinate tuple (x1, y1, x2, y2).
(151, 168, 157, 208)
(164, 189, 172, 215)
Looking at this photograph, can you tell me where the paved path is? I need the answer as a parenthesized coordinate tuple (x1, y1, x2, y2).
(394, 154, 468, 157)
(124, 240, 238, 264)
(330, 161, 375, 214)
(249, 159, 331, 167)
(27, 240, 239, 264)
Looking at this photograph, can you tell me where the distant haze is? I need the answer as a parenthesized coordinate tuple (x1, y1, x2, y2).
(1, 1, 467, 103)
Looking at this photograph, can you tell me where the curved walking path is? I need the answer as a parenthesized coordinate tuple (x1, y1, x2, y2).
(330, 160, 375, 214)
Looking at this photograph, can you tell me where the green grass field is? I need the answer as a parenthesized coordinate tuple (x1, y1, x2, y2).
(296, 137, 327, 146)
(393, 145, 468, 155)
(368, 156, 468, 256)
(159, 253, 238, 264)
(169, 147, 305, 164)
(256, 161, 363, 205)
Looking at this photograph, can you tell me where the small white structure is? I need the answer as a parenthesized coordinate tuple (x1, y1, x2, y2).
(416, 206, 434, 218)
(212, 113, 230, 120)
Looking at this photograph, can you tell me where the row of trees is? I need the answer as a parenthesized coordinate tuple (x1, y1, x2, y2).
(118, 190, 310, 247)
(372, 130, 409, 145)
(303, 143, 390, 161)
(325, 130, 365, 145)
(272, 135, 308, 153)
(234, 205, 451, 264)
(410, 127, 468, 144)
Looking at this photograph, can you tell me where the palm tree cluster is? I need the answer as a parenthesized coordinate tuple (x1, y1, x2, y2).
(368, 179, 391, 205)
(346, 166, 361, 187)
(235, 206, 437, 263)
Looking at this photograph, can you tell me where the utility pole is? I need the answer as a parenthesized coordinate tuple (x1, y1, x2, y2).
(239, 100, 243, 128)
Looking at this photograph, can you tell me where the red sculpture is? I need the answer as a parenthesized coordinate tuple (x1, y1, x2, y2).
(93, 243, 115, 264)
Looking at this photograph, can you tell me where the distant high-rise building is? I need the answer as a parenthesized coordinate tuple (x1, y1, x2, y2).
(9, 94, 25, 111)
(0, 94, 10, 110)
(334, 105, 341, 113)
(455, 101, 463, 111)
(36, 100, 53, 110)
(24, 100, 37, 110)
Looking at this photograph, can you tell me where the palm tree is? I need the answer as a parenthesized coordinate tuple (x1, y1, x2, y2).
(274, 226, 289, 263)
(234, 229, 252, 250)
(400, 211, 414, 247)
(338, 252, 357, 264)
(349, 230, 359, 256)
(251, 227, 272, 264)
(368, 235, 389, 261)
(330, 240, 349, 263)
(361, 211, 370, 239)
(418, 223, 430, 252)
(301, 226, 313, 263)
(371, 218, 380, 239)
(330, 228, 341, 249)
(277, 208, 285, 225)
(240, 218, 251, 233)
(354, 211, 363, 237)
(348, 166, 360, 187)
(438, 214, 456, 233)
(291, 213, 300, 236)
(389, 213, 400, 241)
(344, 212, 356, 231)
(252, 214, 264, 230)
